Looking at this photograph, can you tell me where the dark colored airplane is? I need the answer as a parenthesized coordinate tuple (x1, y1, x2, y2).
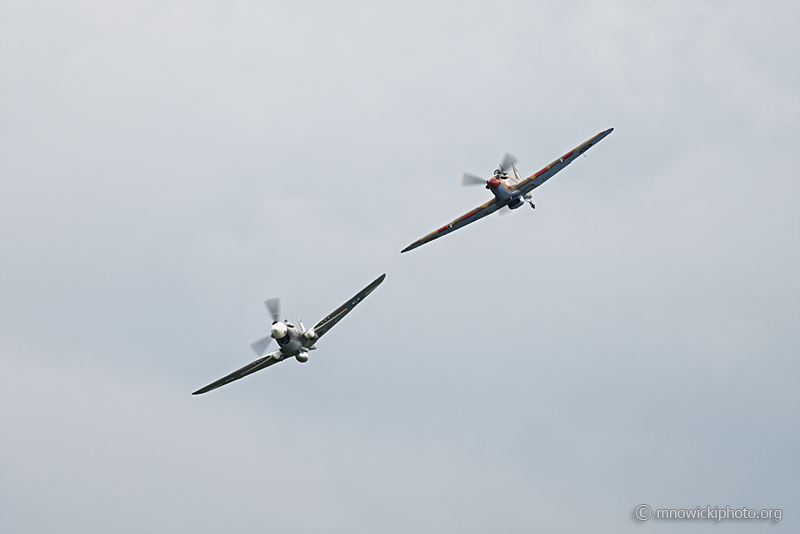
(193, 274, 386, 395)
(401, 128, 614, 252)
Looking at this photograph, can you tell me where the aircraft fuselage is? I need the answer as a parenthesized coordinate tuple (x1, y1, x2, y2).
(272, 322, 316, 357)
(487, 177, 523, 206)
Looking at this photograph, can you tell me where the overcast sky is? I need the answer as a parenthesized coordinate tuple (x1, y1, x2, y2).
(1, 1, 798, 533)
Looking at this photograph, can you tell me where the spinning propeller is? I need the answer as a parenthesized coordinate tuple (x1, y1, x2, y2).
(461, 172, 487, 186)
(265, 297, 280, 322)
(250, 297, 281, 356)
(497, 152, 518, 174)
(461, 152, 534, 214)
(249, 297, 316, 358)
(461, 152, 518, 187)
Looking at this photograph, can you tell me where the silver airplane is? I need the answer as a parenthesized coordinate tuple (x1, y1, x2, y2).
(193, 274, 386, 395)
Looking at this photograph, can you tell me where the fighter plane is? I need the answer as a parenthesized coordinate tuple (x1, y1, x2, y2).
(400, 128, 614, 253)
(192, 274, 386, 395)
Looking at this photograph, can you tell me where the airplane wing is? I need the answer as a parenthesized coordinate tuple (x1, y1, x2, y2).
(312, 273, 386, 338)
(400, 198, 504, 253)
(192, 349, 284, 395)
(510, 128, 614, 197)
(400, 128, 613, 253)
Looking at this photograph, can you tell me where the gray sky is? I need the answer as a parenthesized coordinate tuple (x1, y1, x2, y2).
(1, 1, 798, 532)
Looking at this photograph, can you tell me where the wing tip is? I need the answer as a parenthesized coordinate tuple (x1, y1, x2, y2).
(367, 273, 387, 290)
(192, 382, 222, 395)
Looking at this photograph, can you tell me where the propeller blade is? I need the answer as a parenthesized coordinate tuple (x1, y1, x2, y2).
(498, 207, 514, 217)
(297, 317, 306, 334)
(498, 152, 518, 173)
(461, 172, 486, 187)
(250, 335, 274, 357)
(264, 298, 280, 322)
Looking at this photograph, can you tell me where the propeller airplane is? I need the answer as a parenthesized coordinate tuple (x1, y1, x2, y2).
(192, 274, 386, 395)
(400, 128, 614, 253)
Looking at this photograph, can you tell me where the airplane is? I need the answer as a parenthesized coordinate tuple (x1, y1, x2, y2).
(192, 274, 386, 395)
(400, 128, 614, 253)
